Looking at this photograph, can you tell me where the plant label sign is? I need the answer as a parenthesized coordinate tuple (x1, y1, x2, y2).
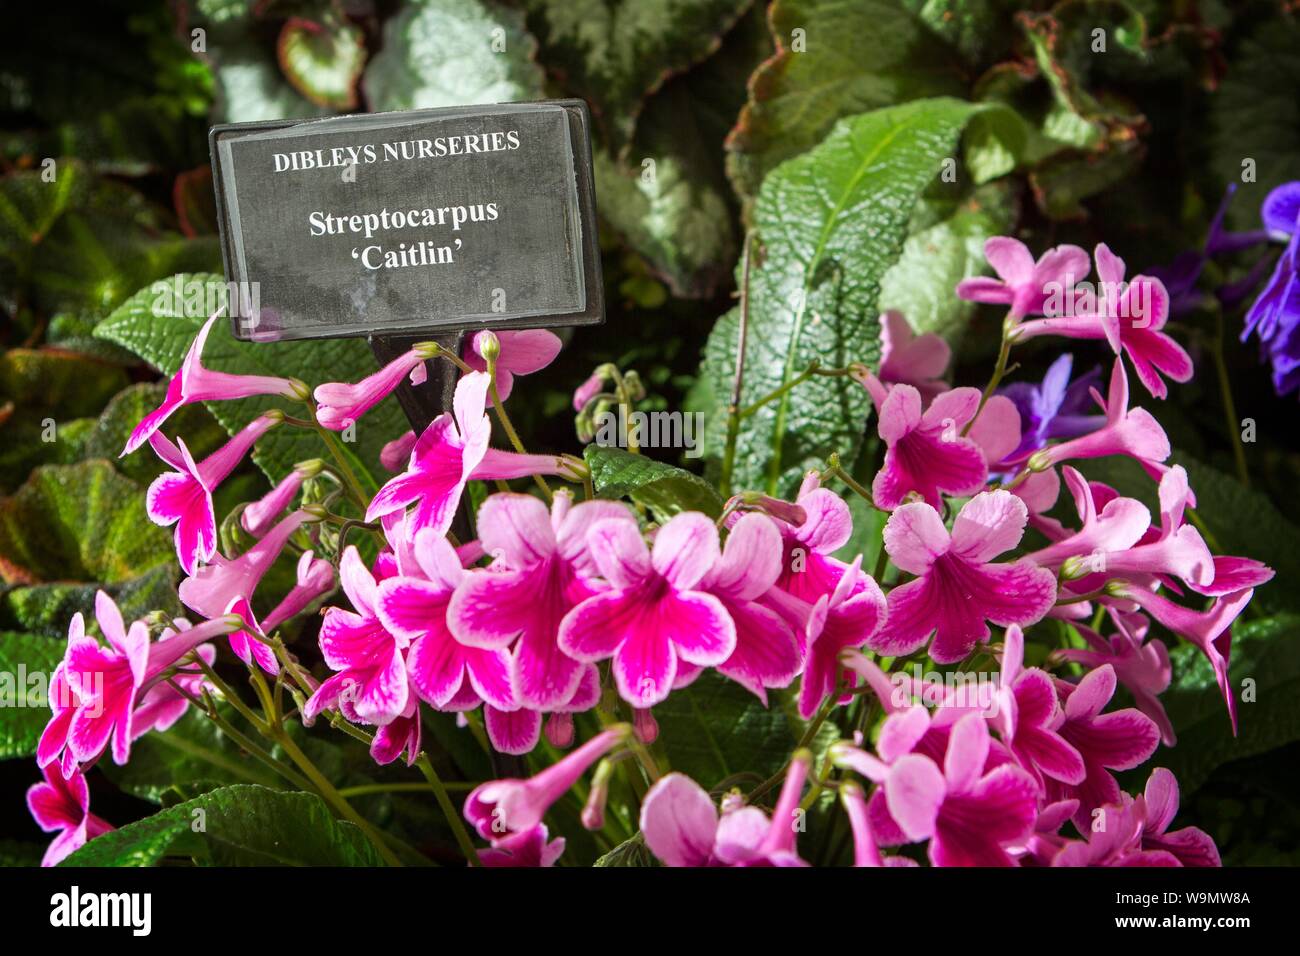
(208, 99, 603, 343)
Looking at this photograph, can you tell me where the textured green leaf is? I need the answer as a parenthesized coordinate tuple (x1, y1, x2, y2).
(704, 97, 990, 497)
(61, 784, 388, 866)
(594, 6, 769, 298)
(363, 0, 544, 112)
(522, 0, 751, 149)
(594, 835, 657, 867)
(209, 34, 331, 125)
(277, 16, 366, 111)
(0, 348, 129, 419)
(0, 461, 172, 586)
(0, 630, 65, 759)
(0, 565, 182, 640)
(877, 180, 1014, 348)
(1156, 614, 1300, 794)
(725, 0, 966, 205)
(585, 445, 723, 520)
(655, 671, 835, 787)
(94, 273, 404, 486)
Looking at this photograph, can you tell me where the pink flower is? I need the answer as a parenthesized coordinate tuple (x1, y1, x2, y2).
(691, 513, 802, 705)
(379, 431, 417, 471)
(559, 513, 736, 708)
(1092, 465, 1213, 588)
(464, 726, 628, 839)
(365, 372, 492, 535)
(123, 312, 305, 456)
(640, 752, 812, 867)
(1110, 584, 1254, 735)
(241, 460, 319, 538)
(1139, 768, 1220, 866)
(130, 623, 216, 736)
(27, 764, 113, 866)
(840, 781, 916, 867)
(314, 345, 434, 431)
(956, 237, 1090, 319)
(997, 625, 1085, 787)
(449, 491, 634, 710)
(766, 474, 856, 605)
(869, 713, 1040, 866)
(1024, 466, 1151, 570)
(869, 384, 990, 510)
(304, 547, 411, 726)
(800, 556, 885, 718)
(1054, 610, 1175, 746)
(178, 510, 315, 619)
(146, 414, 279, 573)
(1026, 358, 1170, 472)
(47, 592, 236, 769)
(478, 824, 566, 867)
(877, 310, 950, 401)
(369, 690, 422, 767)
(1052, 794, 1177, 866)
(226, 551, 335, 675)
(1046, 664, 1160, 828)
(1189, 554, 1274, 597)
(572, 368, 609, 412)
(377, 529, 514, 714)
(463, 329, 562, 404)
(483, 705, 543, 756)
(542, 665, 602, 748)
(1014, 244, 1191, 399)
(871, 492, 1057, 664)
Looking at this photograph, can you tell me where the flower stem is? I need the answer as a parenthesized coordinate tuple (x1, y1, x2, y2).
(486, 361, 552, 502)
(721, 231, 755, 499)
(1211, 308, 1250, 487)
(415, 754, 481, 866)
(963, 313, 1015, 437)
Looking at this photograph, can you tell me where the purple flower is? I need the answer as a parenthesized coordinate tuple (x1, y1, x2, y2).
(997, 354, 1103, 462)
(1242, 182, 1300, 396)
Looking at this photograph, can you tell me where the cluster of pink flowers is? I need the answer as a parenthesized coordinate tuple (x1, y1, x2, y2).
(30, 238, 1271, 868)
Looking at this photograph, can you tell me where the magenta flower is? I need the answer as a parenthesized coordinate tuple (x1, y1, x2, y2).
(559, 513, 736, 708)
(369, 691, 422, 767)
(840, 782, 916, 867)
(146, 414, 279, 573)
(1190, 554, 1275, 597)
(178, 509, 315, 619)
(1093, 465, 1213, 588)
(800, 556, 885, 718)
(1051, 795, 1177, 867)
(449, 491, 634, 709)
(1015, 244, 1191, 399)
(870, 492, 1057, 664)
(877, 310, 951, 401)
(478, 824, 566, 867)
(873, 713, 1040, 866)
(463, 329, 562, 404)
(483, 705, 543, 755)
(640, 752, 811, 867)
(377, 529, 514, 714)
(1046, 664, 1160, 827)
(48, 592, 236, 769)
(693, 513, 802, 705)
(305, 547, 411, 726)
(543, 665, 602, 748)
(123, 312, 306, 456)
(27, 764, 112, 866)
(365, 372, 492, 535)
(241, 460, 319, 538)
(1054, 610, 1175, 746)
(956, 237, 1090, 319)
(997, 625, 1085, 788)
(464, 726, 628, 840)
(226, 550, 334, 676)
(37, 616, 97, 778)
(572, 368, 608, 412)
(1139, 768, 1221, 866)
(1027, 358, 1170, 473)
(314, 344, 434, 431)
(1110, 584, 1255, 735)
(379, 430, 417, 471)
(869, 384, 989, 510)
(130, 624, 217, 736)
(1024, 466, 1151, 570)
(766, 473, 856, 605)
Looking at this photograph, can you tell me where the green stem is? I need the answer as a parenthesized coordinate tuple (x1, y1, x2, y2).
(1211, 309, 1250, 487)
(416, 755, 481, 866)
(720, 232, 755, 499)
(486, 363, 552, 501)
(963, 313, 1015, 437)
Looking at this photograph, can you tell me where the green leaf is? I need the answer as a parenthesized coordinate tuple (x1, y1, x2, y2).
(208, 33, 332, 125)
(0, 565, 182, 639)
(0, 461, 173, 586)
(363, 0, 545, 112)
(522, 0, 752, 149)
(704, 97, 991, 496)
(61, 784, 389, 866)
(1156, 614, 1300, 794)
(877, 180, 1014, 348)
(0, 840, 44, 867)
(655, 671, 835, 787)
(725, 0, 966, 205)
(277, 16, 367, 111)
(0, 630, 66, 759)
(584, 445, 723, 520)
(0, 348, 130, 419)
(94, 273, 405, 487)
(594, 835, 657, 867)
